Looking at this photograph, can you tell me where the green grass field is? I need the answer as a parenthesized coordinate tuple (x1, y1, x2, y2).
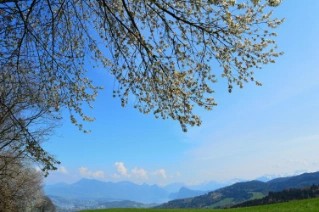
(81, 197, 319, 212)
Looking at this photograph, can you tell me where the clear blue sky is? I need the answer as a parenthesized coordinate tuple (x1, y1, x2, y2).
(44, 1, 319, 186)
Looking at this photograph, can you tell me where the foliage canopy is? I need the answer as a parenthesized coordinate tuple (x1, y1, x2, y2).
(0, 0, 283, 172)
(0, 0, 283, 131)
(0, 155, 55, 211)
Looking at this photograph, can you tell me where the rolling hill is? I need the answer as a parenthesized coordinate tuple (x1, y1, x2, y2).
(81, 197, 319, 212)
(157, 171, 319, 209)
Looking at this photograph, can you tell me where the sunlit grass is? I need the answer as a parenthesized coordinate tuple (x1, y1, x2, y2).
(81, 197, 319, 211)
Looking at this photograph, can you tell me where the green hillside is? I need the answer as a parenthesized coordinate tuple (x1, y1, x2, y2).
(158, 172, 319, 209)
(233, 184, 319, 208)
(81, 197, 319, 212)
(158, 180, 267, 208)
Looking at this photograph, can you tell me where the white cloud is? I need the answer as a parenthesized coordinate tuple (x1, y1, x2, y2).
(131, 167, 148, 179)
(111, 162, 171, 184)
(114, 162, 128, 176)
(92, 170, 106, 178)
(153, 169, 167, 179)
(57, 166, 68, 174)
(79, 167, 106, 179)
(79, 167, 89, 175)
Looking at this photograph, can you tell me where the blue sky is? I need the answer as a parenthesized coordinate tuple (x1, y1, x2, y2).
(44, 1, 319, 186)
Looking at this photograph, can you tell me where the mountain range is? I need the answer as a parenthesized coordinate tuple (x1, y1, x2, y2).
(45, 179, 225, 210)
(158, 171, 319, 209)
(45, 171, 319, 210)
(45, 179, 169, 203)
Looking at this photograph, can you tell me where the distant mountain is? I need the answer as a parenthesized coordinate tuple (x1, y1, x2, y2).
(255, 175, 276, 182)
(157, 171, 319, 209)
(163, 183, 186, 193)
(45, 179, 169, 204)
(169, 187, 206, 200)
(188, 181, 227, 192)
(163, 181, 226, 195)
(45, 179, 213, 210)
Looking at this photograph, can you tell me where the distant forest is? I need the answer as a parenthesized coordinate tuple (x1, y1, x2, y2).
(233, 184, 319, 208)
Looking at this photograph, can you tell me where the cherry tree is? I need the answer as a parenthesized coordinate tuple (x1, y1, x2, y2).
(0, 0, 283, 169)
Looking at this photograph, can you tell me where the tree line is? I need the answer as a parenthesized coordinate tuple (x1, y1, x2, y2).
(233, 184, 319, 208)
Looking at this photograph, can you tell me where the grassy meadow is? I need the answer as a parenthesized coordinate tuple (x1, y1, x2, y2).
(81, 197, 319, 212)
